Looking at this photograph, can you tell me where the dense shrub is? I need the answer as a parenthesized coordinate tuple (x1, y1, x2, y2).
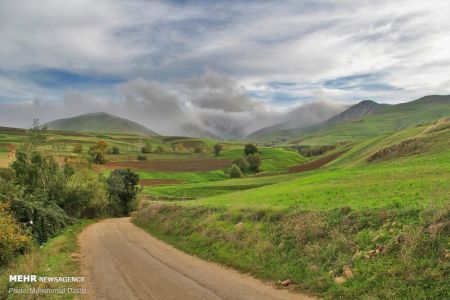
(244, 143, 259, 155)
(137, 154, 147, 161)
(232, 157, 249, 172)
(213, 144, 223, 156)
(106, 169, 139, 216)
(88, 140, 108, 164)
(141, 143, 152, 153)
(246, 153, 262, 172)
(155, 145, 165, 153)
(0, 203, 31, 267)
(110, 146, 120, 154)
(229, 164, 243, 178)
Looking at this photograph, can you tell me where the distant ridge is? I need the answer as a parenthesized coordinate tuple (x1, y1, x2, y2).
(324, 100, 387, 125)
(46, 112, 158, 136)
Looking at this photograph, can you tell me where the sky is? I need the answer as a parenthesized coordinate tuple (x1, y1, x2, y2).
(1, 0, 450, 137)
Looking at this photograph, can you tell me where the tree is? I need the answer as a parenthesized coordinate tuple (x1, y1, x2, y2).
(229, 164, 243, 178)
(89, 140, 108, 164)
(141, 143, 152, 153)
(213, 144, 223, 156)
(244, 143, 259, 155)
(233, 157, 249, 172)
(247, 153, 262, 172)
(111, 146, 120, 154)
(28, 119, 47, 146)
(106, 169, 139, 216)
(137, 154, 147, 161)
(155, 145, 165, 153)
(73, 143, 83, 154)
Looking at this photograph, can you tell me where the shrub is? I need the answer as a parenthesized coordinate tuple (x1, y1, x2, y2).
(233, 157, 249, 172)
(88, 140, 108, 164)
(229, 164, 243, 178)
(106, 169, 139, 216)
(111, 146, 120, 154)
(137, 154, 147, 161)
(73, 143, 83, 154)
(141, 143, 152, 153)
(247, 153, 262, 172)
(213, 144, 223, 156)
(155, 145, 165, 153)
(194, 147, 203, 153)
(244, 143, 259, 155)
(0, 203, 31, 267)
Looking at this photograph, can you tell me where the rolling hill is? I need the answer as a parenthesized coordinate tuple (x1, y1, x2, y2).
(45, 112, 158, 136)
(253, 95, 450, 144)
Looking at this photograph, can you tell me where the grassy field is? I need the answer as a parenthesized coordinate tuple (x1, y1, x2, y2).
(133, 119, 450, 299)
(0, 220, 93, 299)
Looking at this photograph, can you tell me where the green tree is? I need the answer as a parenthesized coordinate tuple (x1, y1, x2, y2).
(111, 146, 120, 154)
(247, 153, 262, 172)
(213, 144, 223, 156)
(233, 157, 249, 172)
(155, 145, 165, 153)
(229, 164, 243, 178)
(89, 140, 108, 164)
(141, 143, 152, 153)
(106, 169, 139, 216)
(244, 143, 259, 155)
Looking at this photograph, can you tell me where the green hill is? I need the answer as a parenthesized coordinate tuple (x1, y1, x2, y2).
(261, 95, 450, 145)
(45, 112, 158, 136)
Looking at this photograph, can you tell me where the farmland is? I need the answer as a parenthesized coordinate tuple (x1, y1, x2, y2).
(1, 117, 449, 299)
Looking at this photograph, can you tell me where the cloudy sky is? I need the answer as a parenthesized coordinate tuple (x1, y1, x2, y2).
(1, 0, 450, 137)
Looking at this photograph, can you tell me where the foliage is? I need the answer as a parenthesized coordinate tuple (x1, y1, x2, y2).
(88, 140, 108, 164)
(244, 143, 259, 155)
(229, 164, 243, 178)
(106, 169, 139, 216)
(27, 119, 47, 146)
(213, 144, 223, 156)
(155, 145, 165, 153)
(73, 143, 83, 154)
(0, 203, 31, 267)
(232, 157, 249, 172)
(246, 153, 262, 172)
(141, 143, 152, 153)
(110, 146, 120, 154)
(137, 154, 148, 161)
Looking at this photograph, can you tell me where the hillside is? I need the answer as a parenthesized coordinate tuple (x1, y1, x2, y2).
(258, 95, 450, 144)
(45, 112, 158, 136)
(248, 101, 348, 139)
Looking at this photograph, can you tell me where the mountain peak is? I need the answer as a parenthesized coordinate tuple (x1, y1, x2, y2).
(45, 112, 158, 136)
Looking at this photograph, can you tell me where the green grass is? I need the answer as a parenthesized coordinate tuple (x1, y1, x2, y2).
(0, 220, 94, 299)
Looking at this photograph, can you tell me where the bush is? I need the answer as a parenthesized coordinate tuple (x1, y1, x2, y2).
(137, 154, 147, 161)
(73, 143, 83, 154)
(244, 143, 259, 155)
(106, 169, 139, 216)
(247, 153, 262, 172)
(229, 164, 243, 178)
(213, 144, 223, 156)
(233, 157, 249, 172)
(88, 140, 108, 164)
(111, 146, 120, 155)
(155, 146, 165, 153)
(0, 203, 31, 267)
(141, 143, 152, 153)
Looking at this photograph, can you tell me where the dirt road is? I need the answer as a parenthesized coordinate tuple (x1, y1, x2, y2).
(79, 218, 314, 300)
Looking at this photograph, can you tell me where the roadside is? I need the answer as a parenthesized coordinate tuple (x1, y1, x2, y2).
(79, 218, 313, 300)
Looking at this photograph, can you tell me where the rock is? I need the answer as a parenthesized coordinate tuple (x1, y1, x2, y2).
(334, 276, 346, 284)
(280, 279, 291, 286)
(343, 266, 354, 279)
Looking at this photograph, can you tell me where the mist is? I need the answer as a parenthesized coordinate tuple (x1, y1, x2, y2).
(0, 74, 348, 139)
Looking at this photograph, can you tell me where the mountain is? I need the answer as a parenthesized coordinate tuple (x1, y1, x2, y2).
(248, 101, 348, 139)
(46, 112, 158, 136)
(292, 95, 450, 145)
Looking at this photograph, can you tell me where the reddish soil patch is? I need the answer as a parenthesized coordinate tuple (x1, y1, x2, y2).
(289, 151, 347, 173)
(103, 158, 231, 172)
(0, 143, 16, 151)
(139, 179, 185, 186)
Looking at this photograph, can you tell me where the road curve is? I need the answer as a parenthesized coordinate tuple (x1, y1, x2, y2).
(78, 218, 314, 300)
